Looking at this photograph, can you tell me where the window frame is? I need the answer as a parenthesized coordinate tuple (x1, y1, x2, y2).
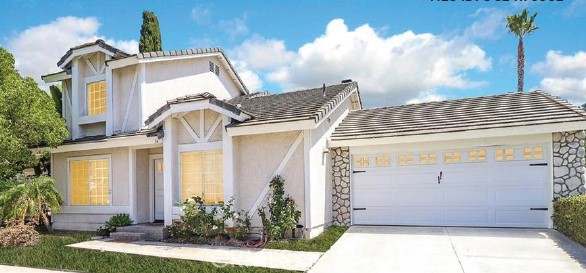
(84, 75, 106, 117)
(66, 154, 113, 207)
(178, 142, 224, 205)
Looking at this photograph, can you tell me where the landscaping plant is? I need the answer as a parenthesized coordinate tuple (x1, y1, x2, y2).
(258, 175, 301, 240)
(0, 176, 63, 233)
(553, 195, 586, 245)
(167, 196, 251, 243)
(105, 213, 133, 232)
(0, 222, 39, 247)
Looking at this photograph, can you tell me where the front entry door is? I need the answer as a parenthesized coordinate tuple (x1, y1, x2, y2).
(153, 158, 164, 221)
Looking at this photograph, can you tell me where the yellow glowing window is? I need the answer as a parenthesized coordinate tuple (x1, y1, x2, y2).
(181, 150, 223, 204)
(87, 81, 106, 115)
(524, 147, 544, 159)
(444, 152, 461, 163)
(375, 156, 390, 166)
(398, 154, 414, 165)
(469, 150, 486, 161)
(496, 149, 514, 161)
(354, 156, 369, 167)
(69, 158, 110, 206)
(419, 153, 436, 164)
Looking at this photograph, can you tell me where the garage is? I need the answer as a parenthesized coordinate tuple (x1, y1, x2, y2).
(351, 145, 550, 228)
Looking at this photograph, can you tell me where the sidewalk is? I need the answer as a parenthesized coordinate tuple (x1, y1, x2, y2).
(68, 240, 323, 271)
(0, 265, 77, 273)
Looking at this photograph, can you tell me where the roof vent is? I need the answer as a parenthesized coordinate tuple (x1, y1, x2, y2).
(322, 83, 326, 96)
(341, 79, 352, 83)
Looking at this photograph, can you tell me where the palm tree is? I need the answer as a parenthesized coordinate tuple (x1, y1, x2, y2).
(0, 177, 63, 232)
(506, 9, 539, 92)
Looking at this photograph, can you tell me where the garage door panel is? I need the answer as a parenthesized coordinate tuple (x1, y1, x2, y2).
(353, 208, 395, 225)
(396, 189, 442, 206)
(445, 209, 490, 224)
(494, 166, 547, 184)
(495, 210, 548, 227)
(443, 167, 490, 185)
(397, 208, 443, 224)
(396, 171, 439, 186)
(444, 189, 491, 206)
(495, 188, 546, 206)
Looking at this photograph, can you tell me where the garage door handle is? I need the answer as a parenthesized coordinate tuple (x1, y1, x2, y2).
(353, 208, 366, 211)
(530, 208, 548, 211)
(437, 171, 443, 184)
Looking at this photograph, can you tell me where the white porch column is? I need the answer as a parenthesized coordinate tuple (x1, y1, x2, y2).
(128, 147, 137, 222)
(222, 116, 234, 206)
(163, 118, 177, 226)
(105, 55, 113, 136)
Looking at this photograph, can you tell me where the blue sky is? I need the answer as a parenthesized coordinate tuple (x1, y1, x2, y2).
(1, 0, 585, 108)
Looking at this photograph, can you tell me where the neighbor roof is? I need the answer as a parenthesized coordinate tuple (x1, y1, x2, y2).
(228, 81, 360, 127)
(57, 39, 130, 67)
(331, 91, 586, 141)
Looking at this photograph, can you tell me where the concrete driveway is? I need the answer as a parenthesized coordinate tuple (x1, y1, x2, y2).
(309, 226, 586, 273)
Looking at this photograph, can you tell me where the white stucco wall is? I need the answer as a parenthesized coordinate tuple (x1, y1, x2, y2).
(140, 57, 241, 127)
(176, 110, 222, 145)
(112, 65, 141, 133)
(52, 147, 130, 230)
(233, 131, 306, 227)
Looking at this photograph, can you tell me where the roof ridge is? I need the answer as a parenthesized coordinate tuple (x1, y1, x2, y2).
(312, 82, 358, 122)
(534, 90, 586, 117)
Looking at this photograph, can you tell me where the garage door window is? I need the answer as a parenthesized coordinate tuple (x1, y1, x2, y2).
(469, 150, 486, 161)
(355, 156, 369, 167)
(496, 149, 514, 161)
(444, 152, 461, 163)
(375, 156, 390, 166)
(419, 153, 436, 164)
(398, 154, 414, 165)
(524, 147, 543, 159)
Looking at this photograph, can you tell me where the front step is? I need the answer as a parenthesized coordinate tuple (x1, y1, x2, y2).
(109, 231, 146, 241)
(116, 225, 166, 240)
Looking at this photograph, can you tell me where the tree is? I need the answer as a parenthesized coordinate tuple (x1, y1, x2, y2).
(0, 47, 68, 179)
(506, 9, 539, 92)
(49, 85, 62, 117)
(0, 177, 63, 233)
(139, 11, 163, 53)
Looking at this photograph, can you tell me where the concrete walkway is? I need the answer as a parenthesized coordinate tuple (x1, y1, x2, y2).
(68, 240, 322, 271)
(0, 265, 76, 273)
(309, 226, 586, 273)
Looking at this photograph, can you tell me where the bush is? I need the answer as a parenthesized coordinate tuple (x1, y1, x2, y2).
(96, 226, 111, 237)
(0, 223, 40, 247)
(258, 175, 301, 240)
(105, 213, 133, 232)
(167, 196, 251, 242)
(553, 195, 586, 245)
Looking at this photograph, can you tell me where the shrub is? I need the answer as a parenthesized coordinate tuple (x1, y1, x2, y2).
(553, 195, 586, 245)
(96, 226, 111, 237)
(258, 175, 301, 240)
(0, 223, 40, 247)
(105, 213, 133, 232)
(167, 196, 251, 242)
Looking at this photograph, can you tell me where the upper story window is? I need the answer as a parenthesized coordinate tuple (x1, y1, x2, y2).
(87, 81, 106, 115)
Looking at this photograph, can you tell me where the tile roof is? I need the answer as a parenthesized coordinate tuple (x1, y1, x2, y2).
(61, 129, 155, 145)
(331, 91, 586, 141)
(57, 39, 130, 67)
(228, 82, 359, 127)
(135, 47, 249, 94)
(144, 92, 244, 126)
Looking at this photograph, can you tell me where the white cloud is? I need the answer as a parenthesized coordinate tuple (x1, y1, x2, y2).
(533, 50, 586, 104)
(6, 16, 137, 87)
(264, 19, 491, 105)
(231, 60, 263, 92)
(464, 8, 508, 40)
(191, 5, 212, 25)
(218, 15, 249, 40)
(230, 35, 295, 71)
(406, 91, 446, 104)
(564, 0, 586, 17)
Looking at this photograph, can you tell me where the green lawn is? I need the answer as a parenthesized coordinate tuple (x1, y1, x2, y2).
(265, 226, 348, 252)
(0, 231, 294, 273)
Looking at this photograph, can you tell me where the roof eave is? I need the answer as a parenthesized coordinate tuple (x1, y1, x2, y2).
(41, 71, 71, 83)
(145, 99, 250, 129)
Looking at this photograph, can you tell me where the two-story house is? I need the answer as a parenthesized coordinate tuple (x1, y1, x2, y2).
(42, 40, 362, 238)
(44, 39, 586, 237)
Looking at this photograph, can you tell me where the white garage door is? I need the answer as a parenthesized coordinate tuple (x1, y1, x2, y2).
(352, 145, 550, 228)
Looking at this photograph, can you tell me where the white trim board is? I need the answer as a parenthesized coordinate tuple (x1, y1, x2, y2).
(50, 135, 160, 153)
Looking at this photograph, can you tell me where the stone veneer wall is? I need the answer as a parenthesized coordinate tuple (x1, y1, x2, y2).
(553, 131, 586, 198)
(331, 147, 351, 226)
